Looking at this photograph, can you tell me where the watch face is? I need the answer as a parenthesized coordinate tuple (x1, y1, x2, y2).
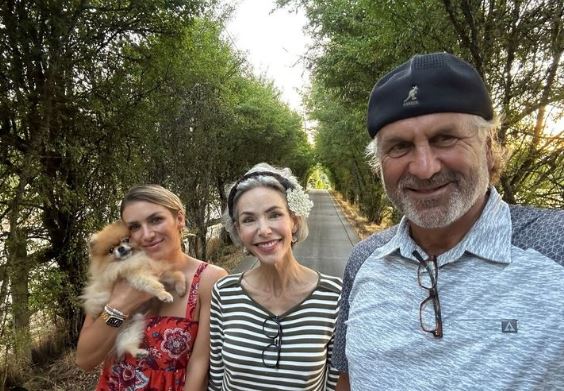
(106, 316, 124, 328)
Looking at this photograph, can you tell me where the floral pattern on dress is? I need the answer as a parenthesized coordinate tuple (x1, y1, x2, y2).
(108, 362, 149, 390)
(161, 327, 191, 359)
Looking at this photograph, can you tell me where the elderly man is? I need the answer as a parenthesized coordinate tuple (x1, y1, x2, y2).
(333, 52, 564, 390)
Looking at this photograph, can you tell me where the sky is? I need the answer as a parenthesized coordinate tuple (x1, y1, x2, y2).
(225, 0, 312, 114)
(224, 1, 563, 136)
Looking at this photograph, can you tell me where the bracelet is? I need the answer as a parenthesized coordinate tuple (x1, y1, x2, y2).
(104, 305, 128, 319)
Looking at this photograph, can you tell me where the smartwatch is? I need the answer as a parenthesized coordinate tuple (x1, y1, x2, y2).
(101, 308, 125, 328)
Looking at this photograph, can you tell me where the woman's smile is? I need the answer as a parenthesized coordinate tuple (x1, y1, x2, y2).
(254, 239, 281, 252)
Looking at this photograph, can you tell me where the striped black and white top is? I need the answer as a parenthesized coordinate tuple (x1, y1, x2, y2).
(209, 272, 342, 391)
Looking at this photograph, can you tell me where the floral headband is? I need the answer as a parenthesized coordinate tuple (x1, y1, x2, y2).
(227, 171, 314, 220)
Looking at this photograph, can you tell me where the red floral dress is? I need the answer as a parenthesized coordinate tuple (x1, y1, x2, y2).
(96, 262, 208, 391)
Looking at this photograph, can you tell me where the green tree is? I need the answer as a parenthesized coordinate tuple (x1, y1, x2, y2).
(134, 18, 313, 258)
(0, 0, 211, 383)
(280, 0, 564, 223)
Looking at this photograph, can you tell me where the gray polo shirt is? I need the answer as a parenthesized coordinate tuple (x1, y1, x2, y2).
(335, 188, 564, 390)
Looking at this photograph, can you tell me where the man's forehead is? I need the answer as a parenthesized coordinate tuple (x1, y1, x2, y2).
(377, 112, 473, 140)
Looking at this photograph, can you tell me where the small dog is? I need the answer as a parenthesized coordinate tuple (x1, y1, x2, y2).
(81, 220, 187, 358)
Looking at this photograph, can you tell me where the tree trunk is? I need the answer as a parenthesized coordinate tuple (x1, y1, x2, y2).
(5, 179, 32, 379)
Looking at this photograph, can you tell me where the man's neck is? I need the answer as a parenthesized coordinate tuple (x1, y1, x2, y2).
(409, 192, 489, 256)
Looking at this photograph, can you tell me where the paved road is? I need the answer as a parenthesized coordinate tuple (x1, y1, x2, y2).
(234, 189, 360, 278)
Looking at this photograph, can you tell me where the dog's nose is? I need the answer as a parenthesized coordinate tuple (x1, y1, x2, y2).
(117, 246, 130, 257)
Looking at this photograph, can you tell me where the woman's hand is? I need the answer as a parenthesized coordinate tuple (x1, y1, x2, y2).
(106, 278, 154, 316)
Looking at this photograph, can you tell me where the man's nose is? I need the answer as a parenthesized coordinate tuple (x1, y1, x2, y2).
(408, 144, 441, 179)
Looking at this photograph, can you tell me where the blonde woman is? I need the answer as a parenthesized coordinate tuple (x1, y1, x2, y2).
(76, 184, 227, 390)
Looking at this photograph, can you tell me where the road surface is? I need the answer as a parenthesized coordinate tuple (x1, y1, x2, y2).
(233, 189, 360, 278)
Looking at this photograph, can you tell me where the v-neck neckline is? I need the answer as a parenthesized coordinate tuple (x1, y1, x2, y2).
(238, 271, 321, 318)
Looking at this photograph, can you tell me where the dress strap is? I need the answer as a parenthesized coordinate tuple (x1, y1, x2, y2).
(185, 262, 209, 320)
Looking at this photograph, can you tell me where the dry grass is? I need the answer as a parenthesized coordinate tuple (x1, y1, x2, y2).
(214, 251, 244, 274)
(330, 191, 391, 239)
(207, 240, 244, 274)
(22, 351, 99, 391)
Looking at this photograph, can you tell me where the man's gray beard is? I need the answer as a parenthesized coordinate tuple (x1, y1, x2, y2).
(383, 163, 490, 229)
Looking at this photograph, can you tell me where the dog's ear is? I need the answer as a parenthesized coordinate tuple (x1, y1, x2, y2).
(88, 233, 98, 251)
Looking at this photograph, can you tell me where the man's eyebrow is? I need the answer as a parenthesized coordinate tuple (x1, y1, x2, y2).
(431, 124, 460, 134)
(379, 136, 411, 146)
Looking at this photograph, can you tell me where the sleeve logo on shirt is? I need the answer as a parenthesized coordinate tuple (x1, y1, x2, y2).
(501, 319, 518, 333)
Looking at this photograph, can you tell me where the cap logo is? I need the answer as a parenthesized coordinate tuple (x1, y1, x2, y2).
(403, 85, 419, 106)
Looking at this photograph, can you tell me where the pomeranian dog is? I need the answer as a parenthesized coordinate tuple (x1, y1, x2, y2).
(81, 220, 187, 358)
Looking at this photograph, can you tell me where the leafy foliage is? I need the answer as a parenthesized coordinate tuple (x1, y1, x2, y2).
(280, 0, 563, 221)
(0, 0, 312, 386)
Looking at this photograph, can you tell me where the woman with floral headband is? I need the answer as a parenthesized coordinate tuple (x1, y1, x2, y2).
(208, 163, 342, 391)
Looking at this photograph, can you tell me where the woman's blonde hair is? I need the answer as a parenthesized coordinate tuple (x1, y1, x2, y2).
(120, 184, 186, 218)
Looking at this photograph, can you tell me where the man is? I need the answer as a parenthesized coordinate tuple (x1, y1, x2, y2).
(333, 52, 564, 390)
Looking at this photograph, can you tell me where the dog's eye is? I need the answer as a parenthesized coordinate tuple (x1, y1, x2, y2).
(108, 247, 115, 254)
(121, 238, 129, 244)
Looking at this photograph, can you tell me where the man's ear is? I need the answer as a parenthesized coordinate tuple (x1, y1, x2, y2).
(486, 136, 494, 172)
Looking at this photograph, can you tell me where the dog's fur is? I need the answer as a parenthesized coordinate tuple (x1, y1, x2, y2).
(81, 221, 187, 358)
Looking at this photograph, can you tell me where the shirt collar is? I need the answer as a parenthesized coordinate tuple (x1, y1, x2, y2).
(372, 187, 512, 265)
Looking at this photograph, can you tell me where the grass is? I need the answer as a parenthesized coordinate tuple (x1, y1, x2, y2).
(22, 351, 99, 391)
(330, 190, 391, 239)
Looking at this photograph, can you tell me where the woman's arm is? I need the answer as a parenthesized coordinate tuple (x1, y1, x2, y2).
(335, 373, 350, 391)
(184, 265, 227, 391)
(75, 279, 153, 370)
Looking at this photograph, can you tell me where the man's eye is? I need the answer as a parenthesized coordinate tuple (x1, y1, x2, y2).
(433, 135, 457, 146)
(387, 143, 411, 157)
